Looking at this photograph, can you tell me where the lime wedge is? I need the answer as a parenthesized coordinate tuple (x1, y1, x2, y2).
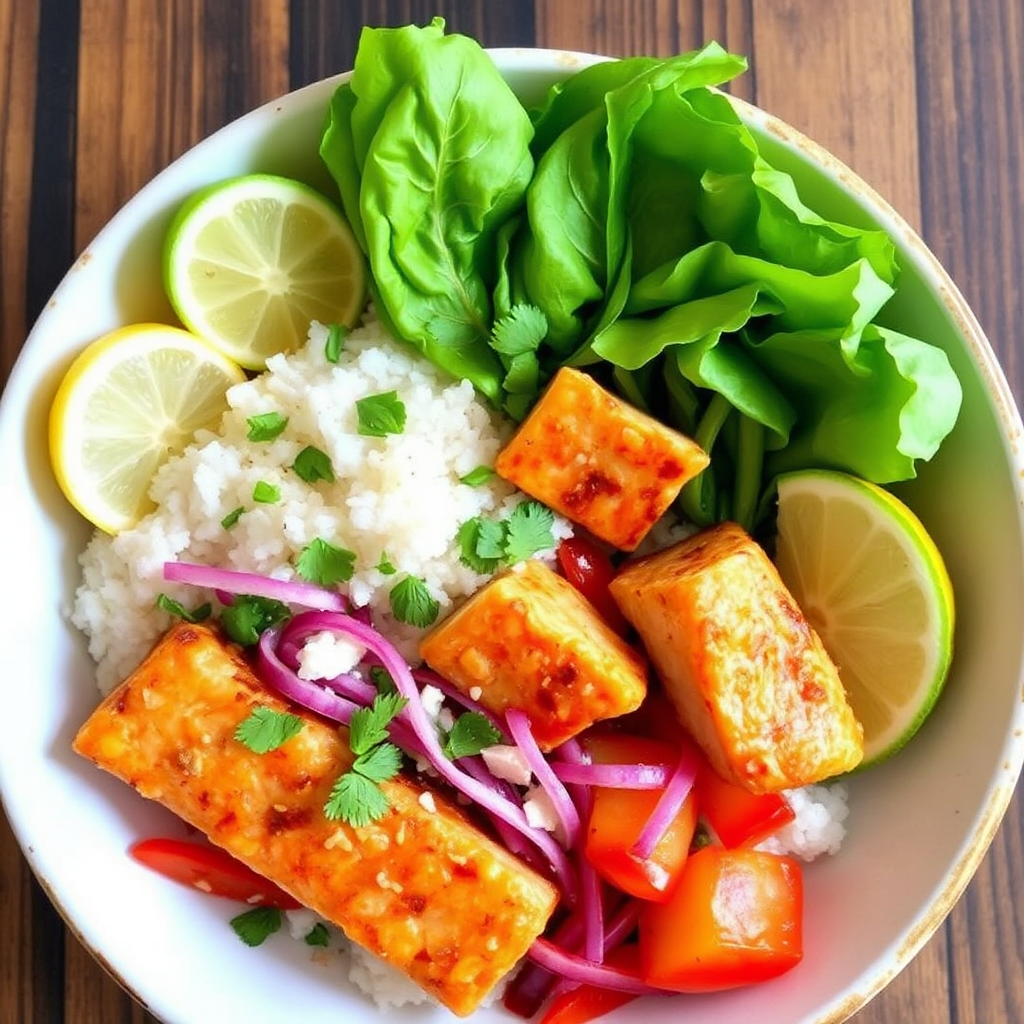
(774, 469, 955, 767)
(49, 323, 246, 533)
(163, 174, 365, 369)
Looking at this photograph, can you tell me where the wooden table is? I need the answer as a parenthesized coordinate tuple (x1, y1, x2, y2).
(2, 2, 1022, 1022)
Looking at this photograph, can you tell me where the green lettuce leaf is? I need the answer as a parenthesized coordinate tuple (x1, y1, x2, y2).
(321, 19, 535, 402)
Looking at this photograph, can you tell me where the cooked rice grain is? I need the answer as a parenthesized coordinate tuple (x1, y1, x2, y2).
(72, 317, 569, 691)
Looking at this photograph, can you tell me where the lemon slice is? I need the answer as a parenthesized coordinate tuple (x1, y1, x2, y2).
(774, 469, 955, 767)
(49, 323, 246, 534)
(163, 173, 365, 369)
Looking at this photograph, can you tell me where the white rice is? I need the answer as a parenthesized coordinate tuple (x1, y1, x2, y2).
(756, 782, 850, 860)
(71, 315, 570, 691)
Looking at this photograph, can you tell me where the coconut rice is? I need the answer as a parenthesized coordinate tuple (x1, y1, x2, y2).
(71, 315, 570, 692)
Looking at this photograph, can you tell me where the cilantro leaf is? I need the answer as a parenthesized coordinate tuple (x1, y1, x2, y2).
(349, 693, 409, 756)
(219, 595, 291, 646)
(356, 391, 407, 437)
(324, 323, 348, 363)
(375, 552, 397, 575)
(443, 712, 503, 761)
(295, 538, 356, 586)
(230, 906, 282, 947)
(504, 500, 556, 563)
(491, 304, 548, 357)
(389, 576, 440, 628)
(352, 742, 403, 783)
(221, 506, 245, 529)
(246, 412, 288, 442)
(156, 593, 211, 623)
(292, 445, 335, 484)
(304, 922, 331, 947)
(324, 771, 391, 827)
(369, 666, 397, 695)
(252, 480, 281, 504)
(234, 706, 304, 754)
(457, 517, 504, 574)
(459, 465, 495, 487)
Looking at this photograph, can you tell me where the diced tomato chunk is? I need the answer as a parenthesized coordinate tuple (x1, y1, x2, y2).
(557, 535, 629, 634)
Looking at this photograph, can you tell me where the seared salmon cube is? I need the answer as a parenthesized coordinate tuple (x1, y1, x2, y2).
(495, 367, 708, 551)
(73, 623, 558, 1017)
(609, 522, 863, 793)
(420, 559, 647, 751)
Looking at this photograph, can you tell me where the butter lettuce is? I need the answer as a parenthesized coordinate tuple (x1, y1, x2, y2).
(320, 26, 962, 524)
(320, 18, 534, 400)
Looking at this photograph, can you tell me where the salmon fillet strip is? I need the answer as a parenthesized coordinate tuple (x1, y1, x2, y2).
(73, 623, 559, 1016)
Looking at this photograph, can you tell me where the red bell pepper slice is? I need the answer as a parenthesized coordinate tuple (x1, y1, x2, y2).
(694, 764, 795, 848)
(582, 734, 698, 902)
(640, 845, 803, 992)
(130, 837, 301, 909)
(539, 946, 642, 1024)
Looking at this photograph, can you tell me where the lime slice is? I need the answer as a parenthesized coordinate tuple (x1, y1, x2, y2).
(774, 469, 955, 767)
(49, 323, 246, 533)
(163, 174, 365, 369)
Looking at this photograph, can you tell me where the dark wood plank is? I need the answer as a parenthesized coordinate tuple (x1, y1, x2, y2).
(0, 0, 40, 385)
(751, 0, 922, 232)
(913, 4, 1024, 1021)
(289, 0, 536, 89)
(74, 0, 290, 247)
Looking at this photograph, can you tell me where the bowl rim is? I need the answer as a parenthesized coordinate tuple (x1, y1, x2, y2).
(3, 43, 1024, 1024)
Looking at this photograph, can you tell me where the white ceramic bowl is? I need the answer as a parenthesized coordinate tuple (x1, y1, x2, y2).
(2, 48, 1023, 1024)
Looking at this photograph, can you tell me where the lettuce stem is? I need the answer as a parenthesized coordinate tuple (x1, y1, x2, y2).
(678, 393, 733, 526)
(732, 414, 764, 532)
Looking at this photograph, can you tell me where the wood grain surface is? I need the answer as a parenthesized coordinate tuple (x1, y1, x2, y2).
(2, 2, 1022, 1022)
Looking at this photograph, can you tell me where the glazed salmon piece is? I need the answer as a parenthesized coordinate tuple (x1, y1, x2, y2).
(609, 522, 864, 793)
(420, 559, 648, 751)
(73, 623, 558, 1017)
(495, 366, 709, 551)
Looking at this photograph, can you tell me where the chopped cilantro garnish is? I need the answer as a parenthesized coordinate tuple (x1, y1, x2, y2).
(352, 742, 404, 782)
(219, 595, 291, 646)
(369, 666, 397, 695)
(246, 412, 288, 442)
(156, 593, 211, 623)
(324, 772, 391, 827)
(304, 922, 331, 947)
(292, 445, 335, 484)
(235, 707, 304, 754)
(221, 505, 245, 529)
(457, 500, 556, 573)
(491, 304, 548, 357)
(443, 712, 502, 761)
(323, 694, 407, 826)
(504, 500, 556, 563)
(252, 480, 280, 504)
(375, 552, 397, 575)
(295, 538, 356, 587)
(457, 517, 503, 574)
(356, 390, 407, 437)
(324, 323, 348, 363)
(459, 465, 495, 487)
(230, 906, 282, 947)
(389, 576, 439, 628)
(349, 693, 408, 755)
